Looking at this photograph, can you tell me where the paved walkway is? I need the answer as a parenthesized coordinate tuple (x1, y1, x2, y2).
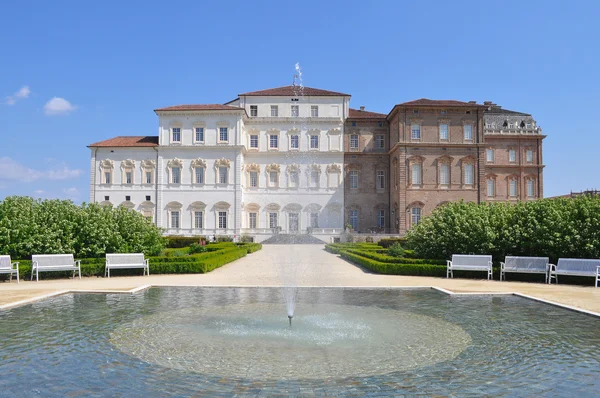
(2, 245, 600, 313)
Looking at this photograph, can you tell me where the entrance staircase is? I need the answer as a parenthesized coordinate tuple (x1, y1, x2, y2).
(260, 234, 326, 244)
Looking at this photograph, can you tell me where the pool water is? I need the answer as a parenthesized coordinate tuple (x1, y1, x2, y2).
(1, 287, 599, 396)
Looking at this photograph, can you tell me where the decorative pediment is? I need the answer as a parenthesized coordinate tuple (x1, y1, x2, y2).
(460, 155, 476, 164)
(266, 163, 281, 173)
(167, 158, 183, 168)
(438, 118, 451, 124)
(215, 158, 231, 168)
(327, 128, 341, 135)
(506, 173, 520, 181)
(286, 128, 300, 134)
(346, 163, 361, 171)
(373, 202, 388, 210)
(216, 121, 230, 127)
(141, 159, 155, 169)
(308, 164, 321, 173)
(166, 201, 182, 209)
(437, 155, 454, 164)
(524, 174, 537, 180)
(326, 164, 341, 174)
(485, 173, 498, 179)
(245, 163, 261, 172)
(140, 200, 155, 208)
(100, 159, 114, 169)
(245, 203, 261, 211)
(99, 200, 112, 207)
(190, 201, 207, 210)
(406, 201, 425, 210)
(265, 203, 281, 211)
(267, 128, 280, 134)
(190, 158, 207, 168)
(407, 155, 425, 163)
(283, 203, 303, 212)
(305, 203, 323, 212)
(120, 201, 135, 209)
(121, 159, 135, 169)
(214, 201, 231, 210)
(326, 202, 342, 212)
(287, 163, 300, 173)
(409, 118, 423, 124)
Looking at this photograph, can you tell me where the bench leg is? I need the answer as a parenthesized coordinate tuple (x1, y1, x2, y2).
(16, 271, 18, 284)
(36, 268, 39, 282)
(31, 267, 34, 281)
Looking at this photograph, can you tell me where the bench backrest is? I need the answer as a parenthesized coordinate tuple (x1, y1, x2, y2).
(106, 253, 145, 265)
(504, 256, 549, 271)
(32, 254, 75, 267)
(556, 258, 600, 273)
(452, 254, 492, 266)
(0, 255, 12, 270)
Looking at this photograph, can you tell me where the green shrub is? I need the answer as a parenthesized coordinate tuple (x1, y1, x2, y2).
(406, 196, 600, 262)
(0, 196, 166, 259)
(216, 235, 233, 242)
(339, 250, 447, 277)
(240, 235, 254, 243)
(378, 238, 407, 248)
(165, 236, 203, 248)
(387, 242, 405, 257)
(189, 243, 208, 254)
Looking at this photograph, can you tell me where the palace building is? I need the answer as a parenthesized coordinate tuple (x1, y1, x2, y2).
(88, 85, 545, 241)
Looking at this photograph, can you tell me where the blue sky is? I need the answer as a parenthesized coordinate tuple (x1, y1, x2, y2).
(1, 0, 598, 201)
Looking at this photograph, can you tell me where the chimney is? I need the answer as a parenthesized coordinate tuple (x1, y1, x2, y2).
(483, 101, 492, 105)
(468, 101, 476, 104)
(360, 106, 365, 111)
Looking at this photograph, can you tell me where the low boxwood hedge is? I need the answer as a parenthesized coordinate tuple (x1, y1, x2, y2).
(342, 248, 446, 266)
(339, 250, 447, 277)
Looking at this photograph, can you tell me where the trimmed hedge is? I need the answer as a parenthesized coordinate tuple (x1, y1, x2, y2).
(165, 236, 205, 248)
(339, 250, 447, 277)
(5, 242, 262, 280)
(342, 248, 446, 265)
(378, 238, 408, 248)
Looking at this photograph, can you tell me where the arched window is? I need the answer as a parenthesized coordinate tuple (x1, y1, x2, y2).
(266, 163, 281, 188)
(121, 159, 135, 185)
(191, 158, 207, 185)
(407, 201, 425, 228)
(167, 158, 183, 184)
(100, 159, 114, 185)
(245, 163, 260, 189)
(215, 158, 231, 185)
(141, 159, 155, 185)
(166, 201, 183, 229)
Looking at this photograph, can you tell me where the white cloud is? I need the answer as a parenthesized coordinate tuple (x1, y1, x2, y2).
(62, 187, 80, 198)
(4, 85, 30, 105)
(44, 97, 77, 116)
(33, 189, 45, 195)
(0, 157, 83, 183)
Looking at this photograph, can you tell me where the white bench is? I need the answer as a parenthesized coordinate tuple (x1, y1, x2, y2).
(447, 254, 493, 280)
(105, 253, 149, 278)
(549, 258, 600, 287)
(0, 255, 19, 283)
(31, 254, 81, 281)
(500, 256, 550, 283)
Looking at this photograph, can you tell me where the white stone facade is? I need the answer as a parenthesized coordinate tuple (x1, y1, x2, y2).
(89, 87, 349, 242)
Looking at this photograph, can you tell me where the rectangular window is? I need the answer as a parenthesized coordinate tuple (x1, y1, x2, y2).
(218, 211, 227, 229)
(377, 210, 385, 228)
(310, 212, 319, 228)
(411, 208, 421, 226)
(219, 127, 228, 142)
(194, 211, 203, 229)
(290, 171, 299, 188)
(439, 124, 449, 140)
(269, 212, 278, 228)
(250, 105, 258, 117)
(269, 171, 278, 187)
(350, 134, 359, 149)
(486, 149, 494, 163)
(249, 212, 257, 229)
(349, 170, 359, 189)
(172, 127, 181, 142)
(440, 163, 449, 186)
(526, 150, 533, 163)
(464, 164, 474, 185)
(311, 106, 318, 117)
(270, 105, 278, 117)
(411, 124, 421, 140)
(291, 105, 299, 117)
(269, 134, 278, 149)
(487, 179, 495, 197)
(510, 180, 518, 197)
(526, 123, 532, 129)
(349, 209, 358, 230)
(376, 170, 385, 190)
(125, 171, 132, 184)
(329, 172, 339, 188)
(464, 124, 473, 140)
(145, 171, 152, 184)
(310, 135, 319, 149)
(171, 211, 180, 229)
(375, 135, 385, 150)
(219, 167, 228, 184)
(195, 167, 204, 184)
(527, 180, 535, 197)
(509, 149, 516, 163)
(290, 134, 299, 149)
(171, 168, 181, 184)
(104, 172, 111, 184)
(412, 164, 422, 186)
(195, 127, 204, 142)
(250, 134, 258, 148)
(310, 171, 319, 187)
(249, 171, 258, 188)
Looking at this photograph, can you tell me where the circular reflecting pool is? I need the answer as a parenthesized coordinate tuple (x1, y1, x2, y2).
(111, 303, 470, 379)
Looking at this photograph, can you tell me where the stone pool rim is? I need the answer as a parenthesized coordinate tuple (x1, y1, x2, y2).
(2, 284, 600, 319)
